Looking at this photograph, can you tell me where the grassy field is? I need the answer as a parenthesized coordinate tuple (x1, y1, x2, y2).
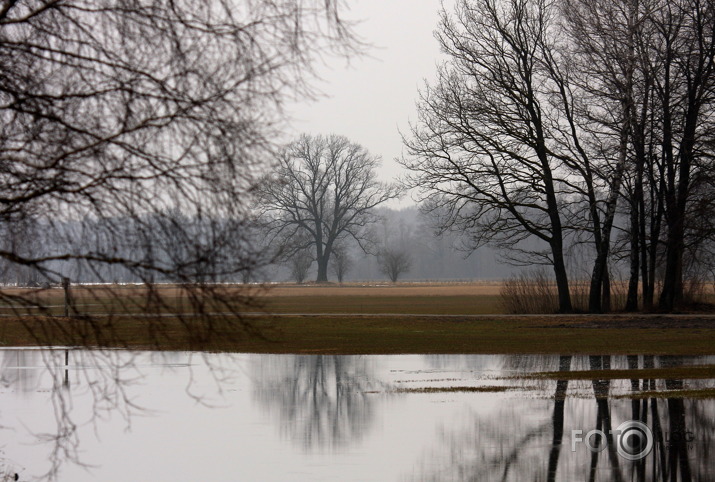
(0, 281, 713, 355)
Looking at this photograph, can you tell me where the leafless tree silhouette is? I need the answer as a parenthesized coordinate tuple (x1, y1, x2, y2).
(378, 247, 411, 283)
(401, 0, 578, 312)
(403, 0, 715, 312)
(288, 248, 313, 283)
(257, 133, 399, 282)
(330, 242, 352, 283)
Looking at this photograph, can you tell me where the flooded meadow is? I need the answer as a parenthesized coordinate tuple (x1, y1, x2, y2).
(0, 350, 712, 481)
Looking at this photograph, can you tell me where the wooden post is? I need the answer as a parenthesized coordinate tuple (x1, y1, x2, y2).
(64, 349, 70, 387)
(62, 277, 71, 317)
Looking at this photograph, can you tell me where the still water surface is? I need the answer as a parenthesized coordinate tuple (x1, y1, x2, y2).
(0, 350, 712, 481)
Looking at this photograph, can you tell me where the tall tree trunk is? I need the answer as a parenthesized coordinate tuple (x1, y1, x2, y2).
(659, 224, 685, 310)
(635, 73, 657, 312)
(589, 78, 631, 313)
(316, 254, 329, 283)
(626, 198, 640, 311)
(589, 254, 606, 313)
(601, 267, 611, 312)
(638, 94, 654, 311)
(640, 200, 653, 309)
(588, 174, 623, 313)
(551, 239, 573, 313)
(317, 237, 335, 283)
(644, 177, 663, 309)
(655, 0, 712, 310)
(660, 102, 698, 310)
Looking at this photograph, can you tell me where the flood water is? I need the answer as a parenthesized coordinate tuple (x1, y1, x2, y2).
(0, 350, 712, 481)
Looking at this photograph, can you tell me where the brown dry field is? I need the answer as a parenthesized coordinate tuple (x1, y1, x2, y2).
(0, 281, 503, 298)
(0, 281, 507, 316)
(3, 279, 712, 296)
(256, 281, 505, 297)
(253, 281, 506, 315)
(2, 280, 713, 316)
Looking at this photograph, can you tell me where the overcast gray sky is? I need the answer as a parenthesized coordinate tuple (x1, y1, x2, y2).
(287, 1, 448, 203)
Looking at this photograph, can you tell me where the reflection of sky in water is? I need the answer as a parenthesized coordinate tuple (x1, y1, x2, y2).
(0, 351, 711, 481)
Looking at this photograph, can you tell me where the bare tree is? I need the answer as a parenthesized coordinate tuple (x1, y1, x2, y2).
(0, 0, 355, 306)
(647, 0, 715, 310)
(403, 0, 715, 313)
(401, 0, 578, 312)
(289, 249, 313, 283)
(379, 248, 411, 283)
(258, 134, 400, 283)
(565, 0, 715, 312)
(330, 243, 352, 283)
(560, 0, 648, 312)
(566, 0, 715, 310)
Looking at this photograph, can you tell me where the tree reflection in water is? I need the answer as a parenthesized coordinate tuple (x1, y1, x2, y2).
(409, 355, 713, 481)
(0, 349, 137, 479)
(0, 348, 225, 481)
(252, 355, 383, 450)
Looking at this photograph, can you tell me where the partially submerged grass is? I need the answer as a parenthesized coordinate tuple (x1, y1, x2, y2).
(614, 388, 715, 399)
(528, 365, 715, 381)
(393, 385, 523, 394)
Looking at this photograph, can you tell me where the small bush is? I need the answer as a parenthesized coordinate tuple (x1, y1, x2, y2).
(682, 276, 708, 307)
(500, 270, 559, 314)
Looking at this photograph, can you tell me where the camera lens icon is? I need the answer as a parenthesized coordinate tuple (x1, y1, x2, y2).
(615, 421, 653, 461)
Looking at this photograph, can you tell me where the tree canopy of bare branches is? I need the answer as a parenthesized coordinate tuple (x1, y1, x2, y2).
(258, 133, 400, 282)
(330, 242, 352, 283)
(0, 0, 355, 307)
(401, 0, 578, 312)
(402, 0, 715, 313)
(289, 248, 314, 283)
(379, 247, 411, 283)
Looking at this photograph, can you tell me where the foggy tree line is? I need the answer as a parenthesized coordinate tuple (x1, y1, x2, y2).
(0, 205, 526, 286)
(0, 213, 263, 285)
(401, 0, 715, 312)
(263, 206, 524, 284)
